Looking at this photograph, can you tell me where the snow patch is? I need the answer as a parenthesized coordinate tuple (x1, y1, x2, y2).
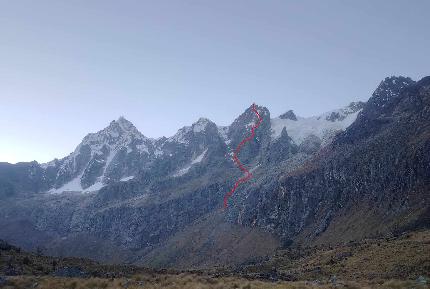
(218, 126, 230, 145)
(191, 148, 207, 164)
(85, 180, 105, 192)
(173, 148, 208, 177)
(49, 174, 105, 194)
(49, 172, 84, 194)
(103, 149, 117, 175)
(271, 109, 361, 145)
(154, 148, 164, 157)
(193, 118, 210, 133)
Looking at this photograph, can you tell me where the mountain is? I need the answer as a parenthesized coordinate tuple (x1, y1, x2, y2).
(45, 117, 155, 194)
(0, 102, 358, 197)
(0, 75, 428, 270)
(227, 76, 430, 247)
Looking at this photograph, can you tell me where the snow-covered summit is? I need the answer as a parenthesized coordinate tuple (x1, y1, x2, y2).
(167, 117, 217, 144)
(80, 116, 148, 153)
(192, 117, 211, 133)
(115, 116, 141, 133)
(320, 101, 365, 122)
(271, 102, 364, 145)
(46, 117, 154, 194)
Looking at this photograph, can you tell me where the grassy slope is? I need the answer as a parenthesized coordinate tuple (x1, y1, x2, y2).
(237, 230, 430, 281)
(140, 211, 280, 269)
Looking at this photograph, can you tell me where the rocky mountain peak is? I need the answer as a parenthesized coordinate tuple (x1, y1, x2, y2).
(370, 76, 415, 108)
(115, 116, 136, 131)
(165, 118, 221, 149)
(192, 117, 214, 133)
(231, 104, 268, 126)
(103, 116, 143, 139)
(77, 117, 147, 153)
(45, 116, 154, 193)
(279, 110, 297, 121)
(226, 104, 270, 164)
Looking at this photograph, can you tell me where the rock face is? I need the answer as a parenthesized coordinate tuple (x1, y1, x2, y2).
(229, 76, 430, 245)
(279, 110, 297, 121)
(0, 76, 429, 269)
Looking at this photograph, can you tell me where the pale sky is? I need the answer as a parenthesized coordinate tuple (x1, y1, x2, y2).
(1, 0, 429, 163)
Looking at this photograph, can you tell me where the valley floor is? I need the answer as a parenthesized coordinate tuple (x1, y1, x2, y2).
(3, 275, 429, 289)
(1, 231, 429, 289)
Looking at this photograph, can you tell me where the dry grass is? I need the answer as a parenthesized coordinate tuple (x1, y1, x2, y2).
(239, 230, 430, 281)
(1, 232, 429, 288)
(3, 275, 428, 289)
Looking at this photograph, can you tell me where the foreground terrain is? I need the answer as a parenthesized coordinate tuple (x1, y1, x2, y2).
(1, 230, 428, 288)
(3, 275, 427, 289)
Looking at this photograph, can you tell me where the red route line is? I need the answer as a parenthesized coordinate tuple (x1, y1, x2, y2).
(224, 103, 263, 208)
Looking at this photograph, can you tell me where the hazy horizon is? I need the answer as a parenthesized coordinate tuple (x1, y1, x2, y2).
(1, 0, 429, 163)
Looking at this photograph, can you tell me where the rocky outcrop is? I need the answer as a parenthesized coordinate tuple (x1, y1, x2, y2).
(279, 110, 297, 121)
